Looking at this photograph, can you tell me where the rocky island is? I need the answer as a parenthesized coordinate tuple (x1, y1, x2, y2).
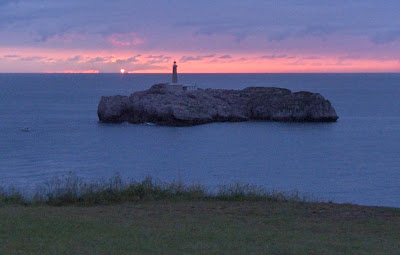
(97, 83, 338, 126)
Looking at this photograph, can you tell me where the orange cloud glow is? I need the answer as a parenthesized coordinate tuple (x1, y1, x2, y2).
(0, 47, 399, 73)
(56, 70, 100, 74)
(134, 54, 400, 73)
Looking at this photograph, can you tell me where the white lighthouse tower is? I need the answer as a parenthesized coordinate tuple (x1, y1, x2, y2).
(167, 61, 196, 91)
(172, 61, 178, 84)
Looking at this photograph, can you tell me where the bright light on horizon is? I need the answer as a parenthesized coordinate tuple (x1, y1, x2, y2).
(120, 68, 125, 74)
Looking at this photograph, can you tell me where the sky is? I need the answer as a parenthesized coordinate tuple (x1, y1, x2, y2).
(1, 0, 400, 73)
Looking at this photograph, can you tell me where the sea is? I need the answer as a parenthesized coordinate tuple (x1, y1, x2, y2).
(1, 73, 399, 207)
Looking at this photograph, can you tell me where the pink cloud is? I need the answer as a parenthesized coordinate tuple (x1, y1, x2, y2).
(57, 70, 100, 74)
(108, 33, 144, 47)
(47, 33, 87, 43)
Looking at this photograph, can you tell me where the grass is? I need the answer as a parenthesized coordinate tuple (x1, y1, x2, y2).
(0, 172, 306, 206)
(1, 173, 400, 254)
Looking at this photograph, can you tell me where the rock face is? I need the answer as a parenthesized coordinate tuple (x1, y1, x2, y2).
(98, 84, 338, 126)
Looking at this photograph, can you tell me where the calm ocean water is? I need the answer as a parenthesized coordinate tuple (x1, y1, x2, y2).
(1, 73, 399, 207)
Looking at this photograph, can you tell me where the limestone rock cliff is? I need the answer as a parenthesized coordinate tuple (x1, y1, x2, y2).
(98, 84, 338, 126)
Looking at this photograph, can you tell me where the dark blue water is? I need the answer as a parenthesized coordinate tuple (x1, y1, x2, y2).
(1, 73, 399, 207)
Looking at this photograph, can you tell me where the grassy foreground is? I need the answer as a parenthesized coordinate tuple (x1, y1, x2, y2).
(1, 174, 399, 254)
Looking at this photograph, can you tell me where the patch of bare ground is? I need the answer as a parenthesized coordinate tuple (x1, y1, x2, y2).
(301, 202, 400, 222)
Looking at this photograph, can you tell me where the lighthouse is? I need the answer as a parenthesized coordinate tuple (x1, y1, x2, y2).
(172, 61, 178, 84)
(167, 61, 196, 91)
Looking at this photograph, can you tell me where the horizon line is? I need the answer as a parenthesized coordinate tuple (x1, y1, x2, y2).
(1, 72, 399, 74)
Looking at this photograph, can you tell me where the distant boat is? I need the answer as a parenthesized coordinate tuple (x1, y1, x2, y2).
(21, 128, 31, 132)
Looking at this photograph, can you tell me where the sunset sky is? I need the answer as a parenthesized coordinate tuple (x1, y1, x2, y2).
(1, 0, 400, 73)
